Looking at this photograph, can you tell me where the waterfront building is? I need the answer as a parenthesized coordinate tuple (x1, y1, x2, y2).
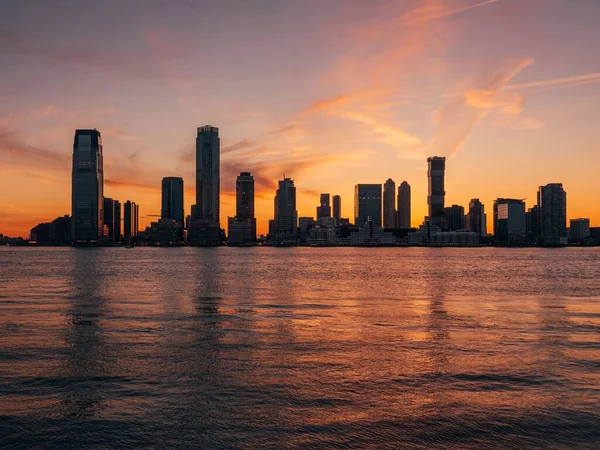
(443, 204, 465, 231)
(397, 181, 411, 228)
(272, 177, 298, 243)
(493, 198, 526, 246)
(569, 218, 590, 242)
(354, 184, 382, 227)
(383, 179, 396, 228)
(427, 156, 445, 228)
(538, 183, 567, 246)
(317, 193, 331, 219)
(332, 195, 341, 225)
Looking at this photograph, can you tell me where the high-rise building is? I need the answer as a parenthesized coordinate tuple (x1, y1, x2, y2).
(161, 177, 184, 226)
(443, 205, 465, 231)
(134, 204, 139, 237)
(332, 195, 341, 224)
(273, 177, 298, 242)
(103, 197, 117, 243)
(123, 200, 138, 240)
(397, 181, 411, 228)
(494, 198, 526, 246)
(71, 129, 103, 243)
(525, 205, 540, 244)
(236, 172, 255, 221)
(383, 179, 396, 228)
(228, 172, 256, 244)
(316, 193, 331, 219)
(569, 218, 590, 242)
(427, 156, 445, 228)
(195, 125, 220, 227)
(113, 200, 121, 242)
(354, 184, 382, 227)
(538, 183, 567, 246)
(466, 198, 486, 238)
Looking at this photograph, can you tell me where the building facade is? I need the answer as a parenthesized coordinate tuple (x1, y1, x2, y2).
(228, 172, 256, 245)
(332, 195, 341, 225)
(538, 183, 567, 246)
(467, 199, 485, 236)
(161, 177, 184, 226)
(383, 178, 396, 228)
(443, 204, 465, 231)
(195, 125, 220, 227)
(71, 129, 103, 243)
(427, 157, 445, 228)
(494, 198, 526, 246)
(354, 184, 382, 227)
(317, 193, 331, 219)
(273, 177, 298, 242)
(123, 200, 138, 240)
(397, 181, 411, 229)
(569, 218, 590, 242)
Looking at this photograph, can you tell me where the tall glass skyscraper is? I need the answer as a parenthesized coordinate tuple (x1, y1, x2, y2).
(538, 183, 567, 246)
(71, 129, 103, 243)
(274, 177, 297, 241)
(195, 126, 220, 227)
(427, 156, 446, 227)
(161, 177, 184, 225)
(383, 178, 396, 228)
(236, 172, 255, 221)
(316, 193, 331, 219)
(354, 184, 382, 227)
(397, 181, 411, 228)
(332, 195, 341, 224)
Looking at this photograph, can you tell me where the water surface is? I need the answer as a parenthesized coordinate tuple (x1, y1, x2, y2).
(1, 247, 599, 448)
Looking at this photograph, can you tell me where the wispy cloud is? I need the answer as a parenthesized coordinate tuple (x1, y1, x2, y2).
(506, 71, 600, 91)
(400, 0, 501, 25)
(0, 127, 69, 167)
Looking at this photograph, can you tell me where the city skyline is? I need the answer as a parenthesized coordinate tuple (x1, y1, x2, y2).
(2, 0, 600, 237)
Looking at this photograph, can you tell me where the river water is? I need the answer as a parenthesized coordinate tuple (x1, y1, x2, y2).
(1, 247, 599, 448)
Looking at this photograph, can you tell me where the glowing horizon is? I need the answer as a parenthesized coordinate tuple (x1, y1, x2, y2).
(1, 0, 599, 237)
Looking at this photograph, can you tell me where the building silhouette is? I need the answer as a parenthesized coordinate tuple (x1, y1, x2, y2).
(443, 204, 465, 231)
(397, 181, 411, 228)
(161, 177, 184, 226)
(71, 129, 103, 243)
(273, 176, 298, 242)
(569, 218, 590, 242)
(427, 156, 446, 228)
(538, 183, 567, 246)
(383, 178, 396, 228)
(195, 125, 220, 226)
(494, 198, 526, 246)
(317, 193, 331, 219)
(123, 200, 138, 240)
(332, 195, 341, 225)
(525, 205, 540, 244)
(354, 184, 382, 227)
(103, 198, 121, 243)
(466, 198, 485, 236)
(30, 215, 71, 245)
(228, 172, 256, 245)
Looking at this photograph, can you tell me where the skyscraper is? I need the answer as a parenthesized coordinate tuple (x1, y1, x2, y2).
(383, 178, 396, 228)
(333, 195, 341, 224)
(113, 199, 121, 242)
(228, 172, 256, 244)
(468, 199, 485, 236)
(103, 197, 116, 243)
(195, 125, 220, 227)
(569, 218, 590, 242)
(161, 177, 184, 226)
(494, 198, 526, 246)
(354, 184, 382, 227)
(317, 193, 331, 219)
(124, 200, 138, 240)
(273, 176, 298, 242)
(427, 156, 445, 227)
(538, 183, 567, 246)
(443, 205, 465, 231)
(397, 181, 411, 229)
(71, 129, 103, 243)
(236, 172, 255, 221)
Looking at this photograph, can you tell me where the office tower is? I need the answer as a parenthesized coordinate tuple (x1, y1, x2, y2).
(195, 125, 220, 227)
(493, 198, 526, 246)
(569, 218, 590, 242)
(299, 217, 316, 235)
(236, 172, 255, 221)
(525, 205, 540, 244)
(190, 205, 197, 224)
(113, 200, 121, 242)
(316, 193, 331, 219)
(397, 181, 411, 228)
(427, 156, 446, 227)
(383, 178, 396, 228)
(538, 183, 567, 246)
(273, 176, 298, 241)
(124, 200, 137, 240)
(103, 197, 116, 242)
(71, 129, 103, 243)
(228, 172, 256, 244)
(354, 184, 382, 227)
(443, 204, 465, 231)
(467, 199, 485, 236)
(333, 195, 341, 224)
(161, 177, 184, 225)
(134, 204, 139, 236)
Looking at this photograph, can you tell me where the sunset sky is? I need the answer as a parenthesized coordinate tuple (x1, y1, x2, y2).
(1, 0, 599, 237)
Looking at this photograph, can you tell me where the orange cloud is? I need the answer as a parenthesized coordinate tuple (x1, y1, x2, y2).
(400, 0, 501, 25)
